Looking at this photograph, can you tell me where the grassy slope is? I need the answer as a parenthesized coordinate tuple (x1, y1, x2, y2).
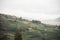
(0, 14, 56, 40)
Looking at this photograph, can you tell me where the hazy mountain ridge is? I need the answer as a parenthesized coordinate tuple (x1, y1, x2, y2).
(40, 17, 60, 25)
(55, 17, 60, 22)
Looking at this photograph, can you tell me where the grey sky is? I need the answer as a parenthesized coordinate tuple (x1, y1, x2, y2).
(0, 0, 60, 21)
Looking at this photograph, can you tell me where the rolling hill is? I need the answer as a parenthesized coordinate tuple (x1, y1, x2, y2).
(0, 13, 58, 40)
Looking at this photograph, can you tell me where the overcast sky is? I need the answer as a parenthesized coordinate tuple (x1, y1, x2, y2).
(0, 0, 60, 21)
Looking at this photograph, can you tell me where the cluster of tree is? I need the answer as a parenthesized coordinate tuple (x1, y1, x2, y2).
(32, 20, 41, 24)
(19, 17, 29, 21)
(15, 29, 22, 40)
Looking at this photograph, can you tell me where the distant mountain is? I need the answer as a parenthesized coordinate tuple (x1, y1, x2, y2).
(42, 17, 60, 25)
(55, 17, 60, 22)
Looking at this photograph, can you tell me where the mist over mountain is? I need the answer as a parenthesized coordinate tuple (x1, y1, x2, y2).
(42, 17, 60, 25)
(42, 17, 60, 22)
(55, 17, 60, 22)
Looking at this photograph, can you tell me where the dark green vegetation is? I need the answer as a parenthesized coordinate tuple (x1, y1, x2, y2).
(0, 13, 60, 40)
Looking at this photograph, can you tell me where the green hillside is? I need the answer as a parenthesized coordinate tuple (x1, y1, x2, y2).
(0, 13, 60, 40)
